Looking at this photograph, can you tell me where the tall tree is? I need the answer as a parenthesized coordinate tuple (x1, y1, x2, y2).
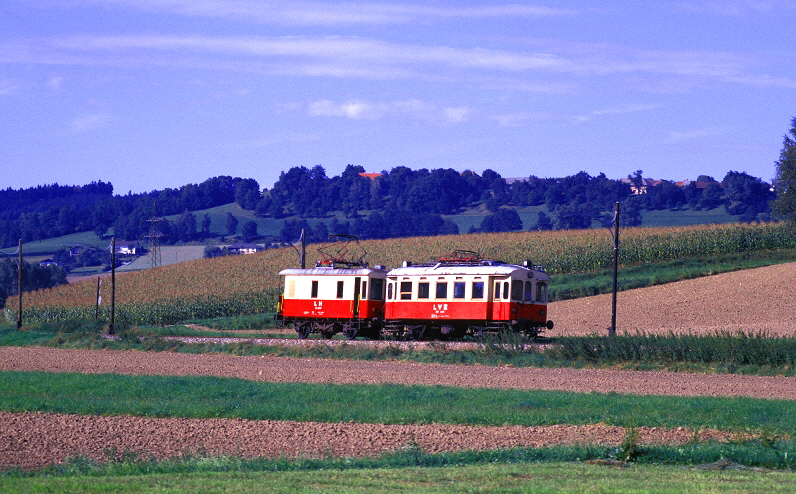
(241, 220, 258, 241)
(773, 117, 796, 224)
(225, 212, 239, 237)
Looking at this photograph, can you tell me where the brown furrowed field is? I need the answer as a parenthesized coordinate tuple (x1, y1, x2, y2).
(551, 261, 796, 337)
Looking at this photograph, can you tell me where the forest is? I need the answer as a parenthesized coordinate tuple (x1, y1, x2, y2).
(0, 166, 776, 250)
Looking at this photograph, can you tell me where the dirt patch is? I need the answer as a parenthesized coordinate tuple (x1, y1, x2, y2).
(1, 411, 733, 470)
(550, 262, 796, 337)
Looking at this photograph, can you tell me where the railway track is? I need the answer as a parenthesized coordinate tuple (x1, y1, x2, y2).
(157, 335, 554, 350)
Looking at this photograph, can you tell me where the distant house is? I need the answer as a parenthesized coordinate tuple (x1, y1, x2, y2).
(675, 180, 713, 190)
(358, 172, 382, 181)
(115, 241, 140, 256)
(228, 243, 263, 255)
(39, 258, 64, 268)
(620, 177, 662, 195)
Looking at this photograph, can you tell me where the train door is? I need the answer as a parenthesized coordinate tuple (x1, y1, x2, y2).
(489, 277, 509, 321)
(352, 276, 361, 318)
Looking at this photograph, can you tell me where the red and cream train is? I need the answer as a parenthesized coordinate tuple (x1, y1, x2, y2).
(276, 241, 553, 340)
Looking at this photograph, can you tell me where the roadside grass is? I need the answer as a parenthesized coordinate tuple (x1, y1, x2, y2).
(2, 371, 795, 433)
(8, 321, 796, 376)
(4, 454, 796, 491)
(181, 313, 279, 330)
(550, 249, 796, 300)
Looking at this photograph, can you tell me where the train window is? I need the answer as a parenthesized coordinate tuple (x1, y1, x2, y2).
(336, 280, 344, 298)
(400, 281, 412, 300)
(287, 280, 295, 298)
(536, 282, 548, 303)
(418, 282, 430, 299)
(494, 281, 501, 300)
(370, 278, 385, 301)
(472, 281, 484, 299)
(511, 280, 523, 300)
(311, 280, 319, 298)
(436, 282, 448, 299)
(503, 282, 509, 300)
(387, 282, 393, 300)
(524, 281, 532, 301)
(453, 281, 466, 299)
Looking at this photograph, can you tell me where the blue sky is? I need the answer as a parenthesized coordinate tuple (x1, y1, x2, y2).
(2, 1, 794, 195)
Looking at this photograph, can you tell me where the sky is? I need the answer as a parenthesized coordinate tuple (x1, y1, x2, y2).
(1, 1, 795, 195)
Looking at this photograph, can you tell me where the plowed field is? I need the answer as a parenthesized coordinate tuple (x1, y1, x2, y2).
(2, 263, 796, 470)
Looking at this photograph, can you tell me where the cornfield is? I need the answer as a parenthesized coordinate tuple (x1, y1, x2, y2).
(6, 223, 795, 325)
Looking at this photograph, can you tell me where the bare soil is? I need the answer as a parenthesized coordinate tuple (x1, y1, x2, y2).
(549, 262, 796, 337)
(2, 263, 795, 470)
(1, 412, 732, 470)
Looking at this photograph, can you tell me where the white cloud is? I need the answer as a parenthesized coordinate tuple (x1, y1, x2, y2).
(55, 1, 578, 26)
(574, 103, 662, 123)
(0, 79, 17, 96)
(664, 126, 727, 144)
(669, 0, 792, 16)
(47, 75, 64, 92)
(308, 98, 469, 123)
(69, 112, 113, 133)
(3, 31, 793, 93)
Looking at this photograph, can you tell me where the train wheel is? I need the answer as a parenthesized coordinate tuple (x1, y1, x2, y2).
(296, 323, 310, 339)
(408, 326, 425, 341)
(342, 324, 358, 340)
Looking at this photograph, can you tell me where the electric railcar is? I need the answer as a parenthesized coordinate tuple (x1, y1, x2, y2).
(276, 244, 553, 340)
(382, 251, 553, 340)
(276, 235, 388, 340)
(278, 262, 387, 339)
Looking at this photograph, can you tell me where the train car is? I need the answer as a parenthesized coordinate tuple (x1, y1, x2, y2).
(276, 235, 387, 340)
(382, 251, 553, 340)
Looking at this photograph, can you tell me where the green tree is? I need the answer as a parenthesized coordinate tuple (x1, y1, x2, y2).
(477, 209, 523, 232)
(241, 220, 258, 241)
(225, 213, 239, 237)
(534, 211, 553, 231)
(773, 117, 796, 224)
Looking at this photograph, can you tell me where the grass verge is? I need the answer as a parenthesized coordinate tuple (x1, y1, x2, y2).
(2, 371, 795, 432)
(7, 323, 796, 376)
(3, 443, 796, 487)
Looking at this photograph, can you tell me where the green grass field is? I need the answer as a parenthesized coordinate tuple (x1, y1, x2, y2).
(2, 371, 794, 431)
(4, 461, 796, 493)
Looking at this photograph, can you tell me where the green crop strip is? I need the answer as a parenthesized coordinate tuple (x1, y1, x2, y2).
(1, 371, 794, 433)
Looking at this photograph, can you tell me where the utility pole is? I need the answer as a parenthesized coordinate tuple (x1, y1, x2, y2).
(300, 229, 306, 269)
(609, 202, 620, 337)
(17, 239, 22, 329)
(109, 237, 116, 334)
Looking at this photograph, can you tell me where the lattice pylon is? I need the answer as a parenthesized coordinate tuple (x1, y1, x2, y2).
(143, 216, 164, 268)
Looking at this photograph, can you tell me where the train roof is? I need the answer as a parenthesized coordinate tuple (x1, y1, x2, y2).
(279, 266, 388, 277)
(387, 262, 548, 278)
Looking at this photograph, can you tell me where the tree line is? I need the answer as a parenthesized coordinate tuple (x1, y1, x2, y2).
(0, 259, 67, 309)
(260, 165, 775, 239)
(0, 165, 778, 250)
(0, 176, 259, 248)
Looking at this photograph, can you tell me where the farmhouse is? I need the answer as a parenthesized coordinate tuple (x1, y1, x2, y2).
(114, 241, 140, 256)
(228, 243, 263, 255)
